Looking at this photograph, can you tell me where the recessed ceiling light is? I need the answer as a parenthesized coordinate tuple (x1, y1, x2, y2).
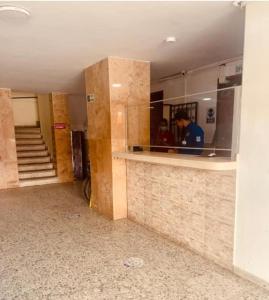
(202, 97, 212, 101)
(165, 36, 176, 43)
(112, 83, 122, 88)
(0, 5, 30, 16)
(232, 1, 245, 8)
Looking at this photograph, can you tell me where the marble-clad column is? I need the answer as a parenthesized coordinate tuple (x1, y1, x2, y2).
(0, 88, 19, 189)
(85, 57, 150, 220)
(85, 59, 113, 218)
(51, 93, 73, 183)
(109, 58, 150, 219)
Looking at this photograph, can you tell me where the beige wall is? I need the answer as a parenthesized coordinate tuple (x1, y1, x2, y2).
(85, 57, 150, 220)
(234, 2, 269, 283)
(11, 92, 39, 127)
(37, 94, 54, 158)
(0, 89, 19, 189)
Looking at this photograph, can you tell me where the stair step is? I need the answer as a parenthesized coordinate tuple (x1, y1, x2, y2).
(18, 162, 54, 172)
(16, 139, 43, 145)
(17, 150, 49, 158)
(15, 127, 41, 134)
(15, 133, 42, 139)
(16, 144, 46, 151)
(19, 169, 56, 180)
(19, 177, 60, 187)
(18, 156, 51, 165)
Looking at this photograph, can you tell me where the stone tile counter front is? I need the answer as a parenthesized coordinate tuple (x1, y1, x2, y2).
(113, 152, 236, 269)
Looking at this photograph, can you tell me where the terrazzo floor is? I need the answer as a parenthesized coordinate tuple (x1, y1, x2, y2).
(0, 183, 269, 300)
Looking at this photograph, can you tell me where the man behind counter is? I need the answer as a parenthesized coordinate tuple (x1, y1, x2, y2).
(175, 110, 204, 155)
(155, 118, 175, 152)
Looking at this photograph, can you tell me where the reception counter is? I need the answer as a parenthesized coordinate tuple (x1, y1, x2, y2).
(113, 151, 237, 171)
(112, 151, 236, 269)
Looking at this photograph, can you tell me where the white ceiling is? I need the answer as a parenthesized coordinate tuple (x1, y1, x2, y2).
(0, 1, 245, 94)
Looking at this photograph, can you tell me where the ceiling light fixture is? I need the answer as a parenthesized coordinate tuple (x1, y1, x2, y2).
(0, 5, 30, 16)
(232, 1, 246, 8)
(165, 36, 176, 43)
(202, 97, 212, 101)
(112, 83, 122, 88)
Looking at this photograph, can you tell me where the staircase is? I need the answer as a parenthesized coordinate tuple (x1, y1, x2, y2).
(15, 126, 59, 187)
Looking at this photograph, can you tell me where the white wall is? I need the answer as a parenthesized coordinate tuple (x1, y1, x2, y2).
(12, 92, 39, 126)
(234, 2, 269, 283)
(152, 76, 185, 100)
(151, 59, 242, 144)
(186, 68, 219, 143)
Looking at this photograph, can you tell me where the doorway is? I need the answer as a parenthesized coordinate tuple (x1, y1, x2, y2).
(150, 90, 163, 145)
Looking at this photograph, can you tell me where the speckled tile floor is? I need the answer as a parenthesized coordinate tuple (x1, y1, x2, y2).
(0, 183, 269, 300)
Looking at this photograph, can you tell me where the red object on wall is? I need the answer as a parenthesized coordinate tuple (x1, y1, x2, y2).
(54, 123, 66, 129)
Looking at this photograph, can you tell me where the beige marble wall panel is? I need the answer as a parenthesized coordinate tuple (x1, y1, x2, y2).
(109, 57, 150, 219)
(108, 57, 150, 148)
(86, 59, 111, 140)
(85, 58, 113, 219)
(51, 93, 73, 183)
(126, 160, 236, 269)
(0, 89, 19, 189)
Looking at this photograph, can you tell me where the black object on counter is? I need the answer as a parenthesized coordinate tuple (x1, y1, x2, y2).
(132, 146, 143, 152)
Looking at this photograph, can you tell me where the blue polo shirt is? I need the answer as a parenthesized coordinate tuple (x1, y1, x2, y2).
(180, 122, 204, 155)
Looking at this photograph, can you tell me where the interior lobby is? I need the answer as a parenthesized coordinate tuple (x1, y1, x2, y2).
(1, 1, 269, 299)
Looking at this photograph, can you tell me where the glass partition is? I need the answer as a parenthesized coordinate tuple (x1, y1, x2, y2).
(126, 86, 241, 159)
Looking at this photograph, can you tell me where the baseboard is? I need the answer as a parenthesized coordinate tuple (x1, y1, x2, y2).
(233, 266, 269, 291)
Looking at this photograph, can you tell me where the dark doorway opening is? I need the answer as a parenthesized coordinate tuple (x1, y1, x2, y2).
(150, 90, 163, 145)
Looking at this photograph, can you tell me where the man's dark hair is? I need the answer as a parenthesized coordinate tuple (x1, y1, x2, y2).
(174, 110, 190, 121)
(160, 118, 168, 125)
